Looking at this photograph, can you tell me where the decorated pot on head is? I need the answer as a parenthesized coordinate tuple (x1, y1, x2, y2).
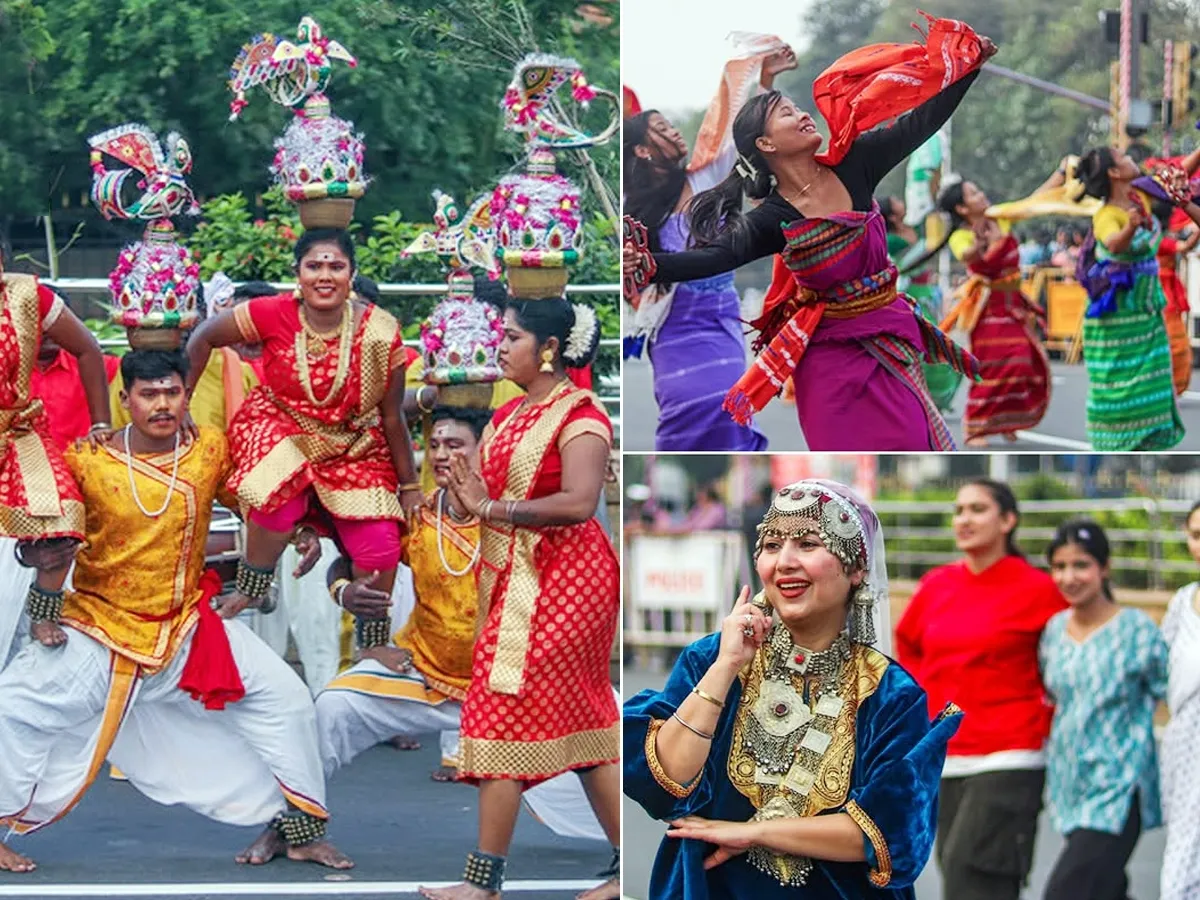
(493, 54, 618, 300)
(404, 190, 504, 409)
(89, 124, 202, 350)
(228, 16, 366, 229)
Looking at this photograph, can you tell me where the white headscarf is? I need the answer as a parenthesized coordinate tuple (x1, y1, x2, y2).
(203, 272, 236, 319)
(755, 478, 892, 656)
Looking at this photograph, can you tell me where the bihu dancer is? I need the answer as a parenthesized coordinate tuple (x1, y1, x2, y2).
(623, 13, 990, 451)
(187, 17, 422, 661)
(419, 54, 621, 900)
(0, 124, 349, 874)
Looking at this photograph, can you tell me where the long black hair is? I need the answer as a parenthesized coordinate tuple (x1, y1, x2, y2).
(899, 180, 968, 276)
(1077, 147, 1117, 201)
(686, 91, 782, 250)
(877, 195, 901, 233)
(1047, 519, 1114, 601)
(623, 111, 688, 253)
(963, 477, 1024, 558)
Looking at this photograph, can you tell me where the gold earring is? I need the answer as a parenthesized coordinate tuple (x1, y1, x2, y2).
(539, 349, 554, 373)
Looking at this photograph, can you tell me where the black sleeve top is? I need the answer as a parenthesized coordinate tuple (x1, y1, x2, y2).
(651, 70, 981, 285)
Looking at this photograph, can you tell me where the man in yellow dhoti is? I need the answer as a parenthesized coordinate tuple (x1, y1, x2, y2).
(0, 350, 351, 873)
(316, 404, 493, 781)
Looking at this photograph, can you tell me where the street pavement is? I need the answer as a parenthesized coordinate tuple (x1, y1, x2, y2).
(1, 740, 610, 899)
(622, 354, 1200, 452)
(621, 665, 1166, 900)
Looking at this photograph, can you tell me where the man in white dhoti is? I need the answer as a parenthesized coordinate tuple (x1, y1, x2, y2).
(0, 350, 351, 873)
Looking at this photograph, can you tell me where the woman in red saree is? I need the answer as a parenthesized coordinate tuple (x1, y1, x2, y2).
(936, 181, 1051, 445)
(186, 230, 421, 647)
(1, 263, 112, 673)
(422, 298, 620, 900)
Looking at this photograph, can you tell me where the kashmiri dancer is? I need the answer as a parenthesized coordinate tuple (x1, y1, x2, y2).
(1160, 501, 1200, 900)
(186, 229, 423, 657)
(1073, 145, 1200, 449)
(419, 298, 620, 900)
(0, 349, 349, 874)
(1039, 520, 1167, 900)
(625, 479, 960, 899)
(623, 14, 993, 451)
(896, 479, 1066, 900)
(622, 37, 796, 450)
(933, 180, 1051, 444)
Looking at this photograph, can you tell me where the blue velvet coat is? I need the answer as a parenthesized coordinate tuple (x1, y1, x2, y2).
(624, 634, 961, 899)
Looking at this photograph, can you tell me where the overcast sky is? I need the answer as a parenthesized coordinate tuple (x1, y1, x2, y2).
(622, 0, 814, 116)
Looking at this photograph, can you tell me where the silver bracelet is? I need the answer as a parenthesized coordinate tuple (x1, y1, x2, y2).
(671, 711, 714, 741)
(506, 500, 518, 521)
(88, 421, 111, 433)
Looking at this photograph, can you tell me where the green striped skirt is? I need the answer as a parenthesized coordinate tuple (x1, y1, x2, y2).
(1083, 286, 1184, 450)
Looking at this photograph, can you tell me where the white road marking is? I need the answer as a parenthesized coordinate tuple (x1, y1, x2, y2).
(0, 881, 597, 897)
(1009, 431, 1093, 450)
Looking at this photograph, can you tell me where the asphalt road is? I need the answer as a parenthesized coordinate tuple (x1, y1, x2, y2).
(620, 665, 1167, 900)
(622, 354, 1200, 452)
(1, 740, 610, 899)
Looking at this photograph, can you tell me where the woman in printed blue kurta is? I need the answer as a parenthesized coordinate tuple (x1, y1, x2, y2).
(623, 479, 961, 900)
(1039, 520, 1168, 900)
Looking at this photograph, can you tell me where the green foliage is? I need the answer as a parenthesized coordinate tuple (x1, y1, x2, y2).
(0, 0, 618, 233)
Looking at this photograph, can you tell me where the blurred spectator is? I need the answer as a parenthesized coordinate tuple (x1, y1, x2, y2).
(30, 285, 120, 450)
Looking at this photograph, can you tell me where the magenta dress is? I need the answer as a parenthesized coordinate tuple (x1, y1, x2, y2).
(649, 73, 980, 451)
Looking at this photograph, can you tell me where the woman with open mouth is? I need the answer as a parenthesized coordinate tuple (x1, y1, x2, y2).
(623, 38, 796, 451)
(896, 478, 1066, 900)
(624, 479, 961, 899)
(186, 228, 422, 665)
(624, 14, 993, 451)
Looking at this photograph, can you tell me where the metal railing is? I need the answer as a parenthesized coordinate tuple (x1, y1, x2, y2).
(876, 497, 1195, 591)
(51, 277, 621, 424)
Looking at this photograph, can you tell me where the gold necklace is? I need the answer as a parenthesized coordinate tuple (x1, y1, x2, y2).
(295, 302, 353, 407)
(780, 167, 825, 206)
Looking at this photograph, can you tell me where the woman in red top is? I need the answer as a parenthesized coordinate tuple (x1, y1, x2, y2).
(186, 230, 422, 649)
(425, 298, 619, 900)
(1154, 201, 1199, 396)
(896, 478, 1066, 900)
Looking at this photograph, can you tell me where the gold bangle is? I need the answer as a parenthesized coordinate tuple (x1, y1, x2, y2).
(329, 578, 351, 607)
(691, 687, 725, 710)
(397, 482, 421, 493)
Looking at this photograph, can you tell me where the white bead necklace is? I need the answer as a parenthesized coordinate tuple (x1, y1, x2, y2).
(436, 489, 481, 577)
(124, 424, 181, 518)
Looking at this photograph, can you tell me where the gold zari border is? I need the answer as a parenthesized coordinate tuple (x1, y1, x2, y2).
(845, 799, 892, 887)
(645, 718, 697, 799)
(459, 723, 618, 780)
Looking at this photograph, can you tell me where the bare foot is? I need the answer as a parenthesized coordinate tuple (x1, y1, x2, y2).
(575, 879, 619, 900)
(1003, 432, 1019, 442)
(965, 436, 989, 448)
(0, 841, 35, 873)
(286, 838, 354, 869)
(430, 765, 459, 782)
(361, 645, 413, 674)
(388, 735, 421, 751)
(418, 883, 497, 900)
(236, 826, 285, 865)
(31, 620, 66, 647)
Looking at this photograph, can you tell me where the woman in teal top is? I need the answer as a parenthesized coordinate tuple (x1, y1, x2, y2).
(1039, 519, 1168, 900)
